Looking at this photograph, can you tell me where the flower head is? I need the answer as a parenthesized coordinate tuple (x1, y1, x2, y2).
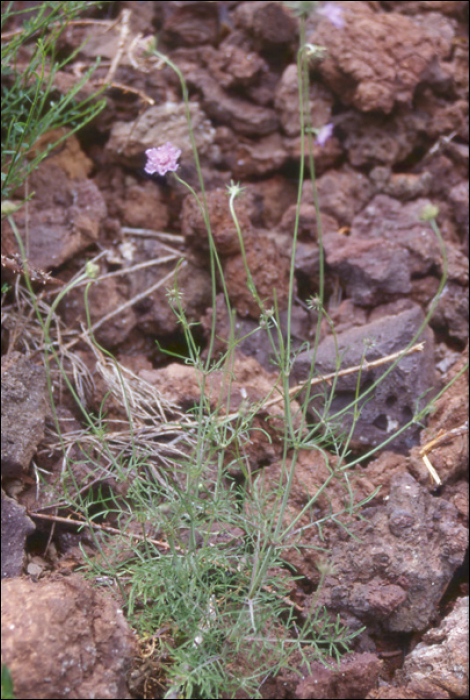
(419, 203, 439, 221)
(85, 261, 100, 279)
(317, 2, 344, 28)
(315, 123, 334, 146)
(144, 142, 182, 176)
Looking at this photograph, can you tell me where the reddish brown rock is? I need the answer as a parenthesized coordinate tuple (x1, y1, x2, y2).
(311, 472, 468, 634)
(252, 448, 379, 583)
(381, 1, 467, 17)
(1, 575, 136, 699)
(296, 652, 383, 700)
(368, 683, 450, 698)
(63, 275, 138, 349)
(280, 204, 339, 241)
(342, 109, 428, 168)
(283, 130, 343, 172)
(429, 280, 469, 344)
(449, 180, 469, 254)
(351, 195, 447, 277)
(3, 162, 106, 271)
(223, 230, 292, 318)
(184, 67, 281, 137)
(274, 63, 334, 138)
(160, 0, 220, 47)
(181, 187, 253, 256)
(233, 0, 299, 48)
(370, 167, 433, 201)
(311, 1, 454, 113)
(106, 102, 216, 168)
(133, 257, 212, 338)
(33, 130, 93, 180)
(199, 41, 267, 89)
(229, 132, 288, 179)
(324, 233, 412, 306)
(327, 299, 369, 334)
(1, 352, 47, 480)
(140, 353, 288, 468)
(315, 168, 373, 226)
(1, 492, 35, 578)
(293, 306, 436, 451)
(397, 596, 469, 699)
(417, 92, 469, 142)
(248, 175, 298, 229)
(410, 346, 469, 483)
(115, 177, 170, 230)
(345, 194, 469, 339)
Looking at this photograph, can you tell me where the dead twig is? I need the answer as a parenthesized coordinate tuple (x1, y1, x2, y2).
(102, 8, 131, 85)
(122, 228, 186, 245)
(72, 254, 180, 286)
(264, 342, 425, 409)
(419, 421, 469, 485)
(27, 510, 174, 551)
(103, 80, 155, 105)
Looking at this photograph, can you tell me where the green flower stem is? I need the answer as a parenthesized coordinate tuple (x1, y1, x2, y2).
(152, 51, 232, 371)
(295, 39, 326, 438)
(269, 13, 316, 552)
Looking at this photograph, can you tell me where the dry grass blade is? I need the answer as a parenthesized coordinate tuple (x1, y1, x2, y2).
(87, 338, 185, 424)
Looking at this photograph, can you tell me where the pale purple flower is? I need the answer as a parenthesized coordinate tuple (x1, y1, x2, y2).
(144, 142, 182, 176)
(315, 123, 334, 146)
(317, 2, 344, 29)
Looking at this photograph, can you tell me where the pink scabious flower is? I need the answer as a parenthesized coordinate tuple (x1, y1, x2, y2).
(315, 123, 334, 146)
(317, 2, 344, 29)
(144, 142, 182, 176)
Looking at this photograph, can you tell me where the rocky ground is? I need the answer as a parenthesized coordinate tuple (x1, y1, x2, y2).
(1, 2, 469, 699)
